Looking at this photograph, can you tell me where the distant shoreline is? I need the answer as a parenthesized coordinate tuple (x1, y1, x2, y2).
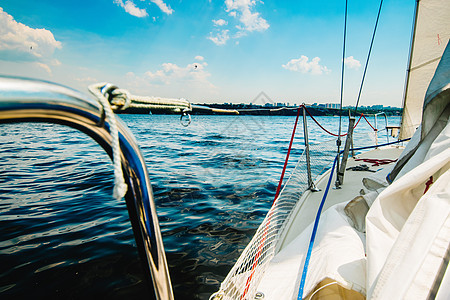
(117, 103, 402, 116)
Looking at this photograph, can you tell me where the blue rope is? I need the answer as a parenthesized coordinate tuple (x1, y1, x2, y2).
(296, 138, 409, 299)
(349, 138, 410, 153)
(297, 155, 337, 299)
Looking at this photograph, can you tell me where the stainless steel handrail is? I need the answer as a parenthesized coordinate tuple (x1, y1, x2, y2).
(374, 112, 389, 144)
(0, 76, 174, 300)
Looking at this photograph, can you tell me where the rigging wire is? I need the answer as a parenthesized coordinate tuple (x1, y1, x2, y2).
(336, 0, 348, 185)
(354, 0, 384, 114)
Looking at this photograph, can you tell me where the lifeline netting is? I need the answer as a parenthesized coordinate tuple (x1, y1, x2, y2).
(211, 127, 386, 300)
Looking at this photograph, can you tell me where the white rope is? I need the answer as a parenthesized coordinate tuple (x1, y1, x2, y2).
(111, 88, 131, 110)
(88, 83, 128, 200)
(127, 103, 187, 112)
(131, 94, 190, 107)
(101, 85, 191, 112)
(308, 281, 339, 299)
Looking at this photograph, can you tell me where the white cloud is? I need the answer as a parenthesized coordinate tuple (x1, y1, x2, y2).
(195, 55, 204, 61)
(282, 55, 330, 75)
(144, 60, 214, 88)
(344, 56, 361, 69)
(237, 7, 269, 32)
(233, 30, 247, 39)
(207, 29, 230, 46)
(51, 59, 62, 66)
(114, 0, 148, 17)
(122, 60, 217, 100)
(150, 0, 174, 15)
(75, 76, 99, 83)
(225, 0, 269, 32)
(213, 19, 228, 26)
(208, 1, 268, 45)
(224, 0, 252, 11)
(114, 0, 173, 17)
(35, 62, 52, 74)
(0, 7, 62, 63)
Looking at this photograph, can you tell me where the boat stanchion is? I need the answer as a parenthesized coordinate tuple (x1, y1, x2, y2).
(375, 112, 389, 144)
(335, 117, 355, 187)
(302, 106, 320, 192)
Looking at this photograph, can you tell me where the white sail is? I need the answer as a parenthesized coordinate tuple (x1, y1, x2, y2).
(399, 0, 450, 139)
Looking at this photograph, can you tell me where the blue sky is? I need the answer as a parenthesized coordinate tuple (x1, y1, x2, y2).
(0, 0, 415, 106)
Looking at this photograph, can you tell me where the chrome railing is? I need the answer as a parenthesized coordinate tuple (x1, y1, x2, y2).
(0, 76, 173, 300)
(374, 112, 389, 144)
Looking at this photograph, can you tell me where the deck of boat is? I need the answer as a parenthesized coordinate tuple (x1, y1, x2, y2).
(276, 146, 404, 253)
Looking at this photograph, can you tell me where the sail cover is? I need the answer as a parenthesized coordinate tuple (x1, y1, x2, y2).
(399, 0, 450, 139)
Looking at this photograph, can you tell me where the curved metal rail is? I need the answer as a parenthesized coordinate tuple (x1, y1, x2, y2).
(0, 76, 174, 300)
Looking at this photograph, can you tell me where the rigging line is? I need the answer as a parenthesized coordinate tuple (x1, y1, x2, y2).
(354, 0, 384, 113)
(338, 0, 348, 139)
(336, 0, 348, 183)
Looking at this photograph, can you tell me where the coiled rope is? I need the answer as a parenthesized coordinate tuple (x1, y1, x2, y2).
(89, 83, 128, 200)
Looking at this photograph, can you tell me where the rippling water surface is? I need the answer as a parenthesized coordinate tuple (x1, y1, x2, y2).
(0, 114, 399, 299)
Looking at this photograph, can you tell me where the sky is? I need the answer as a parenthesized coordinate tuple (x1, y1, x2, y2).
(0, 0, 416, 107)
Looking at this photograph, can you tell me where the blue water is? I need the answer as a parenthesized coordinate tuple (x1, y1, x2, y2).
(0, 114, 399, 299)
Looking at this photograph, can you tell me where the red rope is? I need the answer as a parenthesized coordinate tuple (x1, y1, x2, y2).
(424, 176, 433, 194)
(354, 114, 363, 128)
(354, 158, 397, 166)
(361, 113, 376, 130)
(274, 107, 302, 200)
(303, 106, 377, 137)
(240, 107, 302, 299)
(303, 106, 345, 137)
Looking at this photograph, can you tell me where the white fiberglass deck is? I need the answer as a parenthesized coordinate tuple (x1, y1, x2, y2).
(276, 146, 404, 253)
